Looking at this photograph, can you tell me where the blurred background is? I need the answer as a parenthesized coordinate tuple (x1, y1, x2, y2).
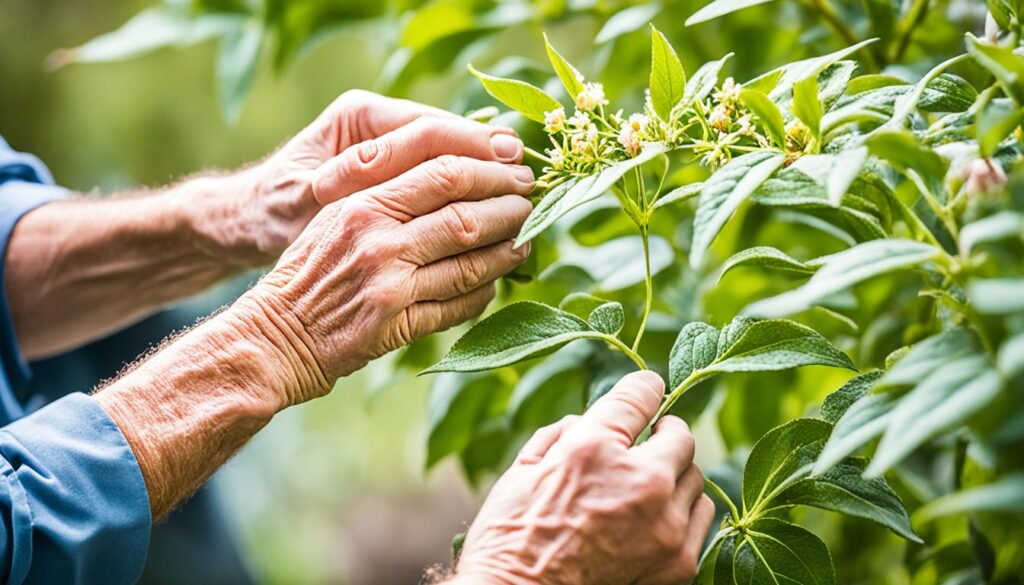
(1, 0, 990, 583)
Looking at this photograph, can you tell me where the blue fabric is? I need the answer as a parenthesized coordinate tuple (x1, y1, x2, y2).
(0, 137, 151, 584)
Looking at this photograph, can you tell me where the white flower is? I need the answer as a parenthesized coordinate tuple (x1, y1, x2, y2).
(568, 111, 591, 128)
(964, 158, 1007, 195)
(709, 106, 731, 132)
(617, 113, 647, 156)
(547, 148, 565, 168)
(544, 108, 566, 133)
(575, 82, 609, 111)
(717, 77, 741, 105)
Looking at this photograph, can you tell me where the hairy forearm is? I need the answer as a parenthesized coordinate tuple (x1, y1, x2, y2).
(92, 292, 328, 519)
(4, 173, 266, 359)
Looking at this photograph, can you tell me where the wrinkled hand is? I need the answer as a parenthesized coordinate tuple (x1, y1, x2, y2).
(233, 134, 535, 408)
(200, 90, 525, 265)
(451, 371, 715, 585)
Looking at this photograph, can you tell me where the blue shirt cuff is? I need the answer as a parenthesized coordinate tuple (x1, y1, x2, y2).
(0, 392, 151, 584)
(0, 183, 67, 401)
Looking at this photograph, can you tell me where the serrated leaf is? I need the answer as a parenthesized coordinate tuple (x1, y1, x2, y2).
(650, 26, 686, 119)
(866, 355, 1003, 477)
(684, 53, 734, 105)
(685, 0, 777, 26)
(588, 302, 625, 336)
(820, 371, 885, 423)
(516, 143, 669, 246)
(959, 211, 1024, 256)
(653, 182, 703, 209)
(743, 418, 832, 513)
(814, 393, 896, 475)
(792, 75, 822, 138)
(595, 3, 663, 44)
(743, 239, 940, 318)
(968, 278, 1024, 314)
(424, 302, 605, 373)
(543, 33, 584, 99)
(915, 473, 1024, 522)
(740, 88, 786, 148)
(719, 246, 822, 280)
(778, 458, 921, 542)
(669, 322, 720, 389)
(468, 64, 562, 123)
(737, 518, 835, 585)
(690, 152, 785, 268)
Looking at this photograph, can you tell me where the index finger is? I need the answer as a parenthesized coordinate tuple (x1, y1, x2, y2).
(582, 370, 665, 445)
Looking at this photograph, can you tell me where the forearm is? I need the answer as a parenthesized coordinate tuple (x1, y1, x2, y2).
(4, 173, 262, 359)
(92, 292, 328, 519)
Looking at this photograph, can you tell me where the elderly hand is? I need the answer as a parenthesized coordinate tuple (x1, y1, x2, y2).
(195, 90, 526, 265)
(449, 371, 715, 585)
(231, 140, 535, 408)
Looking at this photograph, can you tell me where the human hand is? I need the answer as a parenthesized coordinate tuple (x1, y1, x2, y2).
(231, 144, 535, 409)
(450, 371, 715, 585)
(191, 90, 525, 266)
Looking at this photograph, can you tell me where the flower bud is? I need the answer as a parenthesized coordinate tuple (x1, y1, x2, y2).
(985, 11, 1001, 43)
(544, 108, 566, 133)
(709, 106, 731, 132)
(576, 82, 609, 112)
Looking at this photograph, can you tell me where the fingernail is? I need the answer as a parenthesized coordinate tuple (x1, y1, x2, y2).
(490, 133, 523, 162)
(512, 165, 535, 185)
(514, 241, 532, 259)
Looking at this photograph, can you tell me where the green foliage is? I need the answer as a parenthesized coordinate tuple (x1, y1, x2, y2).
(69, 0, 1024, 581)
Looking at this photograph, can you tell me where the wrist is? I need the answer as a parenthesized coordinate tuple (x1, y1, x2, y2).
(226, 289, 333, 409)
(177, 163, 318, 269)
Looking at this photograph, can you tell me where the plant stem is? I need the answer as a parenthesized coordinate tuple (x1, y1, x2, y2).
(604, 335, 649, 370)
(705, 478, 741, 521)
(654, 369, 713, 421)
(806, 0, 879, 72)
(890, 0, 929, 64)
(632, 226, 654, 354)
(524, 146, 552, 164)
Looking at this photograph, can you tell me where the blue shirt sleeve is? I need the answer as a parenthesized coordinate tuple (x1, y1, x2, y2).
(0, 394, 151, 584)
(0, 137, 152, 584)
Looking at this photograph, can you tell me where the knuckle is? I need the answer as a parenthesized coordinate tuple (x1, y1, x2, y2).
(354, 138, 389, 168)
(444, 204, 483, 249)
(338, 88, 374, 110)
(643, 467, 677, 499)
(430, 155, 472, 198)
(453, 252, 488, 295)
(409, 116, 446, 140)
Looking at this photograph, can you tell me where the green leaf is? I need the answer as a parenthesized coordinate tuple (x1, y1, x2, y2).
(817, 61, 858, 110)
(788, 150, 869, 207)
(737, 518, 835, 585)
(880, 327, 978, 386)
(669, 322, 720, 389)
(543, 234, 673, 291)
(713, 318, 856, 374)
(968, 278, 1024, 314)
(743, 239, 940, 318)
(690, 152, 785, 269)
(864, 129, 947, 181)
(684, 53, 734, 105)
(719, 246, 822, 280)
(814, 393, 897, 474)
(998, 331, 1024, 377)
(653, 182, 703, 209)
(650, 26, 686, 119)
(764, 39, 878, 101)
(595, 3, 663, 44)
(516, 143, 669, 246)
(743, 418, 832, 513)
(50, 7, 242, 67)
(543, 33, 584, 99)
(915, 474, 1024, 522)
(866, 355, 1003, 477)
(427, 371, 510, 466)
(988, 0, 1017, 30)
(966, 33, 1024, 104)
(778, 458, 922, 542)
(820, 371, 885, 423)
(507, 344, 590, 430)
(588, 302, 625, 336)
(685, 0, 777, 26)
(468, 64, 562, 124)
(882, 54, 970, 131)
(558, 292, 611, 320)
(740, 88, 787, 148)
(959, 211, 1024, 256)
(977, 97, 1024, 157)
(792, 75, 822, 138)
(424, 302, 605, 373)
(217, 18, 264, 124)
